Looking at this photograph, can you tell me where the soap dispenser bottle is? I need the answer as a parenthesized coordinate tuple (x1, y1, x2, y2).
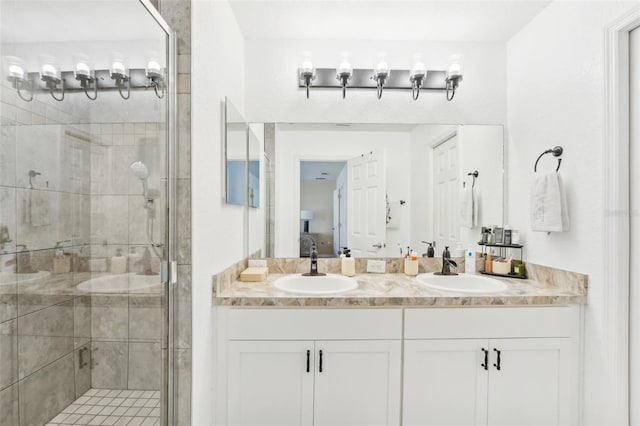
(404, 250, 419, 276)
(111, 248, 127, 274)
(341, 248, 355, 277)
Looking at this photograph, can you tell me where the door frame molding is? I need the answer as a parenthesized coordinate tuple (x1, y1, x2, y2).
(603, 7, 640, 424)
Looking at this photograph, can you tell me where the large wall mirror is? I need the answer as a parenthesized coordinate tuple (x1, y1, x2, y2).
(248, 123, 504, 258)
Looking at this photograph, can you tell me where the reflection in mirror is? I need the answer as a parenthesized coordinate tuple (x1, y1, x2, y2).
(251, 123, 504, 258)
(248, 123, 266, 257)
(225, 97, 247, 205)
(248, 124, 261, 208)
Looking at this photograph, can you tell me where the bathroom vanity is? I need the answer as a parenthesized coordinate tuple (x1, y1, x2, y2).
(213, 268, 585, 426)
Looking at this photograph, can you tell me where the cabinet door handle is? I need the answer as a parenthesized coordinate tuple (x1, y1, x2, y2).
(493, 348, 501, 371)
(319, 350, 323, 373)
(306, 350, 310, 373)
(481, 348, 488, 370)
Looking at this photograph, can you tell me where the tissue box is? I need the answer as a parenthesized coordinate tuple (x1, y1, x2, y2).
(492, 261, 511, 275)
(240, 267, 269, 282)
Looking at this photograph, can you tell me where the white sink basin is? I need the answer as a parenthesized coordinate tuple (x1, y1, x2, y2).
(416, 273, 508, 294)
(77, 272, 160, 293)
(273, 274, 358, 295)
(0, 270, 50, 286)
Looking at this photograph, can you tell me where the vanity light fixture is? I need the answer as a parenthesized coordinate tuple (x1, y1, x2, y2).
(74, 56, 97, 100)
(110, 58, 130, 100)
(336, 54, 352, 99)
(445, 55, 463, 101)
(409, 59, 426, 101)
(298, 53, 316, 99)
(372, 59, 390, 99)
(40, 60, 64, 101)
(146, 59, 164, 99)
(297, 53, 465, 101)
(5, 57, 33, 102)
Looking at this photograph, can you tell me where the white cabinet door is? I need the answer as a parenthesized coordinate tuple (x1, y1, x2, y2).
(487, 338, 572, 426)
(228, 340, 314, 426)
(403, 339, 488, 426)
(314, 340, 401, 426)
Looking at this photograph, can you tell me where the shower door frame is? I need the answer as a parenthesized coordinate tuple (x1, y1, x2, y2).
(138, 1, 179, 425)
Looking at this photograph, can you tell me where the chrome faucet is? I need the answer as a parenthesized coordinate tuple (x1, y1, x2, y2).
(303, 245, 326, 277)
(437, 246, 458, 276)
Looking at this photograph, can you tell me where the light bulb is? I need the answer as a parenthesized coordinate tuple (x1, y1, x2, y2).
(375, 60, 389, 75)
(338, 60, 351, 75)
(448, 63, 461, 77)
(447, 54, 463, 79)
(111, 61, 125, 75)
(41, 63, 57, 78)
(301, 59, 314, 74)
(411, 61, 426, 77)
(75, 62, 90, 77)
(8, 64, 24, 79)
(147, 60, 161, 75)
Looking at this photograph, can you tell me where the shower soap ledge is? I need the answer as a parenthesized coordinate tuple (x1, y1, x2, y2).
(240, 267, 269, 282)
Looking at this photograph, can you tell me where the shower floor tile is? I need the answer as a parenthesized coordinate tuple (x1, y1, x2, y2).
(46, 389, 160, 426)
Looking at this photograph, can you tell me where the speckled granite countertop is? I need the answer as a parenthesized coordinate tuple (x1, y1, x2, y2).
(214, 272, 587, 307)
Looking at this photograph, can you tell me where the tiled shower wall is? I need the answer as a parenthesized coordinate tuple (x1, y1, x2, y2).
(157, 0, 193, 424)
(0, 69, 169, 424)
(0, 2, 193, 425)
(0, 78, 96, 426)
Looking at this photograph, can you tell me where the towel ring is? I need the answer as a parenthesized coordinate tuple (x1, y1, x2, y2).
(534, 146, 563, 172)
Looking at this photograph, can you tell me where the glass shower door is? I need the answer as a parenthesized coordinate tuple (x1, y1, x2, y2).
(0, 1, 176, 425)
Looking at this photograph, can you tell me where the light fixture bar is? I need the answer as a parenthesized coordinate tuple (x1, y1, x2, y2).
(298, 68, 447, 90)
(16, 68, 161, 93)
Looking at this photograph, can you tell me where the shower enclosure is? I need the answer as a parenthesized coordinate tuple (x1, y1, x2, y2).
(0, 1, 177, 425)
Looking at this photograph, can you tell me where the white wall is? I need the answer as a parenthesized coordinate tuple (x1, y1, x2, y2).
(274, 125, 411, 257)
(409, 125, 503, 255)
(458, 125, 504, 250)
(192, 1, 245, 424)
(300, 179, 336, 235)
(248, 122, 265, 256)
(409, 125, 456, 253)
(244, 39, 506, 125)
(506, 2, 637, 424)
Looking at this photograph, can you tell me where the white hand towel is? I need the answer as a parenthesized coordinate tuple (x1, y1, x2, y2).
(460, 186, 474, 229)
(29, 190, 51, 227)
(472, 187, 479, 227)
(530, 172, 569, 232)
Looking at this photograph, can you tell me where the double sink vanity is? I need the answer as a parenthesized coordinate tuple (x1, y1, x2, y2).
(218, 102, 586, 425)
(213, 257, 586, 426)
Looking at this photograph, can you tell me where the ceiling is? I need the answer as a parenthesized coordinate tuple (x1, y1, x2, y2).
(1, 0, 165, 43)
(301, 161, 347, 181)
(229, 0, 551, 42)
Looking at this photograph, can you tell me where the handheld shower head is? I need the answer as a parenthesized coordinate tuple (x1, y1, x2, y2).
(130, 161, 151, 207)
(130, 161, 149, 180)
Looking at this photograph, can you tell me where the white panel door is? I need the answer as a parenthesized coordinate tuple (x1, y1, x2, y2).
(487, 338, 572, 426)
(228, 340, 314, 426)
(433, 135, 460, 252)
(403, 339, 488, 426)
(314, 340, 401, 426)
(630, 25, 640, 425)
(347, 151, 386, 256)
